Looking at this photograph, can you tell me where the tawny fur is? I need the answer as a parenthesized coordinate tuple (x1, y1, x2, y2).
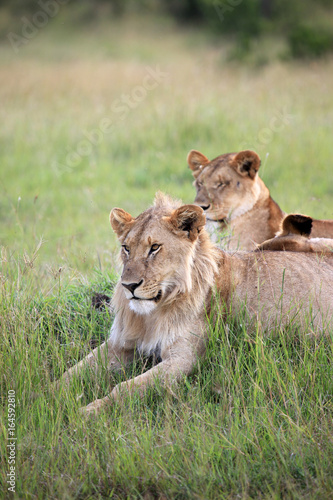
(58, 194, 333, 415)
(311, 219, 333, 238)
(187, 149, 333, 250)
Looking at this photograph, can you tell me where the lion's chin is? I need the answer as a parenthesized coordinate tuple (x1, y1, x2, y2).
(128, 299, 158, 315)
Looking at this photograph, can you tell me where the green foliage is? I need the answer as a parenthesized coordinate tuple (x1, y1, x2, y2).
(2, 0, 333, 59)
(158, 0, 203, 21)
(289, 24, 333, 59)
(200, 0, 262, 36)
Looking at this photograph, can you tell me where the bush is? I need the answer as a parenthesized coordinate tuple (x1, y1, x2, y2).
(289, 24, 333, 58)
(198, 0, 262, 37)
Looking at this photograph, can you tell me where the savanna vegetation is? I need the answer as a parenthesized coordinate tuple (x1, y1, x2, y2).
(1, 5, 333, 499)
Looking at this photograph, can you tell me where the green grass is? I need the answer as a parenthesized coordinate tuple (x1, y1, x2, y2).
(1, 11, 333, 499)
(1, 265, 333, 498)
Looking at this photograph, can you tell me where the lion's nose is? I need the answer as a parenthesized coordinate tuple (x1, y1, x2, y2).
(200, 204, 211, 211)
(122, 279, 143, 294)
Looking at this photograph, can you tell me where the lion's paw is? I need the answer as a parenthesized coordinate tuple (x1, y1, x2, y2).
(79, 398, 108, 417)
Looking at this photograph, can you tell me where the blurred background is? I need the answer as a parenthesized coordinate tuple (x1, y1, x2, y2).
(1, 0, 333, 279)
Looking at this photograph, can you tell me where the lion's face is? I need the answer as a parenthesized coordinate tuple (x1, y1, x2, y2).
(110, 195, 205, 315)
(188, 150, 261, 222)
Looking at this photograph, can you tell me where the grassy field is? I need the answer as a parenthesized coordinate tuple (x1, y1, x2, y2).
(1, 11, 333, 499)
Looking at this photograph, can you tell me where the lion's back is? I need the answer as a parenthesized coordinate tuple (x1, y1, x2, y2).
(227, 251, 333, 331)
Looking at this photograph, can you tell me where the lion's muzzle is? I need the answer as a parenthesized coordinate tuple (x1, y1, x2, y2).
(122, 279, 143, 295)
(122, 280, 162, 303)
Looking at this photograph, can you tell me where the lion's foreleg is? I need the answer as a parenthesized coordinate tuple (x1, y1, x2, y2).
(81, 342, 201, 415)
(112, 355, 195, 399)
(58, 340, 134, 388)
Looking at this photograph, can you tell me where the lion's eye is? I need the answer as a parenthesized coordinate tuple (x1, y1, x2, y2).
(149, 244, 161, 255)
(122, 245, 130, 254)
(217, 182, 224, 189)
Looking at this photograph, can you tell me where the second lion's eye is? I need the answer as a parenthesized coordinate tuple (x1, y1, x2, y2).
(122, 245, 130, 254)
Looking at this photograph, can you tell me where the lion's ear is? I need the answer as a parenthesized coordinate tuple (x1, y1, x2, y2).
(231, 150, 260, 179)
(110, 208, 134, 238)
(187, 150, 210, 179)
(281, 214, 313, 236)
(167, 204, 206, 242)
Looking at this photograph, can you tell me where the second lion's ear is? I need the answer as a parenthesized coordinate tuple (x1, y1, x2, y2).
(187, 150, 210, 179)
(232, 150, 261, 179)
(110, 208, 134, 238)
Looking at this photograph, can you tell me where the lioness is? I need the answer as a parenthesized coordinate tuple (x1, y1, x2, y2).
(188, 149, 333, 249)
(257, 214, 333, 252)
(59, 194, 333, 415)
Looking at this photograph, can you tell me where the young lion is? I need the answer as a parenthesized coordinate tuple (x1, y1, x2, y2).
(58, 194, 333, 415)
(257, 214, 333, 252)
(188, 149, 333, 250)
